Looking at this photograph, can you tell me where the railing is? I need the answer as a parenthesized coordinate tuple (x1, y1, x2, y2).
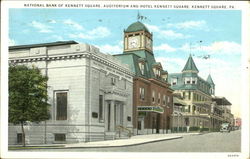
(116, 125, 132, 138)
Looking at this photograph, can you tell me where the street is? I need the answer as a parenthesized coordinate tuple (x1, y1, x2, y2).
(11, 130, 241, 152)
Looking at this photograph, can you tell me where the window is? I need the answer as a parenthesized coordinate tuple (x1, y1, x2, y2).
(139, 63, 145, 75)
(183, 92, 186, 99)
(171, 78, 177, 85)
(185, 77, 191, 84)
(192, 77, 197, 84)
(99, 95, 104, 121)
(139, 87, 145, 100)
(152, 91, 155, 103)
(153, 68, 161, 78)
(163, 95, 166, 105)
(111, 77, 116, 85)
(188, 105, 191, 112)
(56, 92, 67, 120)
(167, 96, 170, 103)
(158, 93, 161, 104)
(188, 91, 191, 100)
(54, 134, 66, 142)
(17, 133, 23, 144)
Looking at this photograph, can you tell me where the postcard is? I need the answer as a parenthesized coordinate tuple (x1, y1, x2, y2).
(1, 1, 249, 159)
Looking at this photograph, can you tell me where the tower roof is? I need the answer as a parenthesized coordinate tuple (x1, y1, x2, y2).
(182, 55, 199, 73)
(207, 74, 215, 85)
(125, 21, 149, 33)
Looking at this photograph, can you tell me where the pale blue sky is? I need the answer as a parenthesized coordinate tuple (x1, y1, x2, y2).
(9, 9, 242, 117)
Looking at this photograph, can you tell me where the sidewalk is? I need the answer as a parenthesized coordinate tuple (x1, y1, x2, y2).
(9, 132, 202, 149)
(65, 132, 201, 148)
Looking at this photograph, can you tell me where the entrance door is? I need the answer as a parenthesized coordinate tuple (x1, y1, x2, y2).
(137, 118, 144, 135)
(156, 114, 160, 134)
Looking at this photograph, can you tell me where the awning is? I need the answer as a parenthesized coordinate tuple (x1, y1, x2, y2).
(173, 97, 186, 106)
(137, 106, 164, 114)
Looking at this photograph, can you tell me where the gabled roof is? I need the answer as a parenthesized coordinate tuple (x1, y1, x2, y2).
(207, 74, 215, 85)
(182, 55, 199, 73)
(125, 21, 149, 33)
(9, 41, 78, 50)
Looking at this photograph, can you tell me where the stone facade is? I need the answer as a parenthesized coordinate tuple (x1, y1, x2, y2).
(8, 41, 134, 145)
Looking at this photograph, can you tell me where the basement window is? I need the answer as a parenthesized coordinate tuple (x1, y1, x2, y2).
(54, 134, 66, 142)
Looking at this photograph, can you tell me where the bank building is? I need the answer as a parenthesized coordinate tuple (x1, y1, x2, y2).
(8, 41, 134, 144)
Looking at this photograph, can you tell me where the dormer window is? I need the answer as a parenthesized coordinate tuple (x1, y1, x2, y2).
(153, 68, 161, 78)
(139, 62, 145, 75)
(171, 78, 177, 85)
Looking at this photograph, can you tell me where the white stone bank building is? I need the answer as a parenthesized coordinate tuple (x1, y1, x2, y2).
(8, 41, 134, 145)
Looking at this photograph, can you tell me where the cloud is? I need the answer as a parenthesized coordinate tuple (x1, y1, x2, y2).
(69, 27, 111, 40)
(145, 23, 191, 39)
(180, 41, 241, 55)
(9, 39, 16, 46)
(30, 21, 52, 33)
(49, 35, 64, 41)
(145, 23, 160, 32)
(154, 44, 177, 52)
(160, 30, 191, 39)
(167, 20, 209, 31)
(155, 57, 186, 73)
(97, 44, 122, 54)
(63, 19, 84, 30)
(204, 41, 241, 55)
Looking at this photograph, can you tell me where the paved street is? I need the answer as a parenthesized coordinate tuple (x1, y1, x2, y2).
(11, 130, 241, 152)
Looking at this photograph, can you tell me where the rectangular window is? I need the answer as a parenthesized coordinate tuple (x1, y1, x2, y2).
(17, 133, 23, 144)
(99, 95, 104, 121)
(163, 95, 166, 105)
(167, 96, 170, 103)
(139, 63, 145, 75)
(183, 92, 186, 99)
(158, 93, 161, 104)
(171, 78, 177, 85)
(152, 91, 155, 103)
(111, 77, 116, 85)
(188, 105, 191, 112)
(139, 87, 145, 100)
(56, 92, 67, 120)
(54, 134, 66, 141)
(184, 77, 191, 84)
(188, 91, 191, 100)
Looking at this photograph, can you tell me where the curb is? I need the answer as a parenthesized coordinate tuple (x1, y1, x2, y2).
(64, 136, 183, 149)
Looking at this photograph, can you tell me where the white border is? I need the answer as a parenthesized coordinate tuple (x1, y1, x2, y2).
(1, 1, 249, 159)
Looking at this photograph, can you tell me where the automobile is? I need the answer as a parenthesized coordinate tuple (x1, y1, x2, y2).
(220, 123, 231, 133)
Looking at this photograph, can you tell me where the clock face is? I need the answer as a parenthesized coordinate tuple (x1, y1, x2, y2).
(128, 37, 139, 49)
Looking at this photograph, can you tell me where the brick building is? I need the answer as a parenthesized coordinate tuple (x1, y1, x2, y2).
(115, 21, 173, 135)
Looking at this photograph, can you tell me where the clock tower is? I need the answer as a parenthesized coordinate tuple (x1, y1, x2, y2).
(124, 21, 153, 54)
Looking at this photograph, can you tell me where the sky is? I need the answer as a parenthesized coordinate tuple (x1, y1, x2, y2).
(9, 9, 242, 117)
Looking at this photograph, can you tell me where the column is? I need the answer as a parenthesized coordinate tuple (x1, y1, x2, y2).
(105, 101, 109, 132)
(110, 100, 115, 131)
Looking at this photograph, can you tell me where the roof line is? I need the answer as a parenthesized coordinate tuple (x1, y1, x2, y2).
(9, 41, 78, 50)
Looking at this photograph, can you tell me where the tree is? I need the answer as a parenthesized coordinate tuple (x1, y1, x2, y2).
(9, 65, 50, 147)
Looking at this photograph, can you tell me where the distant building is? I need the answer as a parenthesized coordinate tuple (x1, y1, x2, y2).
(9, 41, 134, 145)
(115, 21, 173, 135)
(235, 117, 241, 128)
(212, 96, 234, 126)
(168, 55, 215, 131)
